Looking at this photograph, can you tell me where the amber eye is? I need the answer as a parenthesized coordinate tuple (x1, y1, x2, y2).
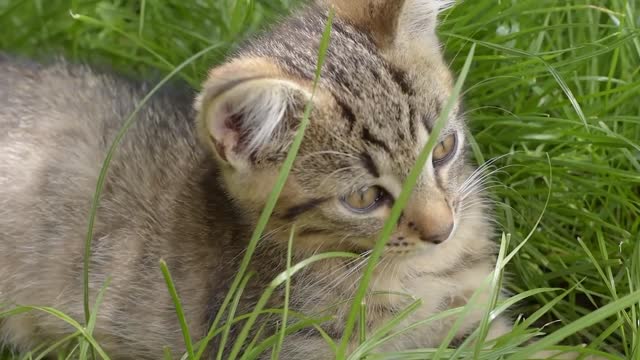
(341, 186, 387, 213)
(432, 133, 458, 166)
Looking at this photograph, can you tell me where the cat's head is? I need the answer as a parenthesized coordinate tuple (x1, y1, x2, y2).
(195, 0, 491, 264)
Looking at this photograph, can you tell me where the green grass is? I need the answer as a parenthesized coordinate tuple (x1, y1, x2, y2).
(1, 0, 639, 359)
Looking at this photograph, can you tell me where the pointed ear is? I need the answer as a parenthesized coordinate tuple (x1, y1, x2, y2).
(323, 0, 453, 47)
(195, 59, 312, 170)
(397, 0, 453, 43)
(324, 0, 406, 46)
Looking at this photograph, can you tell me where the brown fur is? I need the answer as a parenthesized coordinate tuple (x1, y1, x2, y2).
(322, 0, 406, 46)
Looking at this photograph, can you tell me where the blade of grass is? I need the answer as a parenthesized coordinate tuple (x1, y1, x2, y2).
(227, 251, 358, 360)
(79, 277, 111, 360)
(31, 331, 81, 360)
(471, 233, 510, 358)
(243, 323, 267, 360)
(507, 290, 640, 360)
(501, 153, 553, 267)
(272, 225, 296, 358)
(241, 316, 335, 360)
(449, 287, 563, 358)
(164, 347, 174, 360)
(432, 273, 493, 360)
(442, 33, 599, 130)
(69, 12, 174, 70)
(216, 272, 255, 360)
(160, 259, 195, 360)
(184, 309, 330, 360)
(62, 344, 79, 360)
(359, 299, 366, 345)
(137, 0, 146, 38)
(1, 306, 110, 360)
(348, 299, 422, 360)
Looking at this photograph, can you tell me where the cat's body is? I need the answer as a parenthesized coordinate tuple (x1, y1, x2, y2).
(0, 54, 240, 356)
(0, 1, 514, 358)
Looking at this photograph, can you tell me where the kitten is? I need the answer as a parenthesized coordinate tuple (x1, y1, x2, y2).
(0, 0, 598, 359)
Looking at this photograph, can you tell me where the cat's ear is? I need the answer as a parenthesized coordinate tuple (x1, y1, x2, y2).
(324, 0, 453, 48)
(195, 59, 313, 170)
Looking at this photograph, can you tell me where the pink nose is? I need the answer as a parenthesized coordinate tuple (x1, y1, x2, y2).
(401, 198, 454, 245)
(406, 220, 453, 244)
(419, 222, 453, 244)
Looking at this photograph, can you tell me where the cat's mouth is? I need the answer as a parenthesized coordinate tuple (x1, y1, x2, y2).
(382, 243, 435, 257)
(381, 221, 458, 257)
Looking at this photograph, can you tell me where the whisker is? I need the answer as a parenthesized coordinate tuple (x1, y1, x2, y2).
(458, 199, 500, 211)
(457, 164, 517, 200)
(458, 165, 512, 193)
(299, 247, 368, 293)
(318, 166, 363, 188)
(301, 255, 370, 309)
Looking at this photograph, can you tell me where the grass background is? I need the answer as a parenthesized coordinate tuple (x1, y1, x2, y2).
(0, 0, 639, 359)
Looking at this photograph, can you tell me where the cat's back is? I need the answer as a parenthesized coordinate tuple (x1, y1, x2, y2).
(0, 54, 200, 194)
(0, 56, 238, 356)
(1, 54, 138, 141)
(0, 54, 201, 225)
(0, 55, 128, 225)
(0, 54, 194, 151)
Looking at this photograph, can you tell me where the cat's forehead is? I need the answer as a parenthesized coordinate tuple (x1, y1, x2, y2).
(236, 7, 452, 139)
(236, 5, 450, 118)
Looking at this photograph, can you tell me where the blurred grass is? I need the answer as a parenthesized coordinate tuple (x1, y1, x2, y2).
(0, 0, 296, 86)
(0, 0, 639, 359)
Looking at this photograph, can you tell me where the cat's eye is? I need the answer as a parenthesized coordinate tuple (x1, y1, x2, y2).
(432, 133, 458, 166)
(341, 186, 388, 213)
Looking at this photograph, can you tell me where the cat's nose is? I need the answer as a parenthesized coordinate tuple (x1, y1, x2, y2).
(418, 222, 453, 244)
(403, 198, 454, 245)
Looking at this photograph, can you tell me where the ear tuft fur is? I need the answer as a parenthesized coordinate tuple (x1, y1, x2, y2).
(195, 59, 311, 168)
(321, 0, 454, 47)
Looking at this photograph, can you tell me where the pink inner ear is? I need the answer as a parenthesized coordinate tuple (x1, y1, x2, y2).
(208, 102, 241, 162)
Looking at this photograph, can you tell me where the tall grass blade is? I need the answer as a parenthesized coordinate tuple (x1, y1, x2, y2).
(216, 272, 255, 360)
(79, 278, 111, 360)
(507, 290, 640, 360)
(227, 251, 357, 360)
(272, 225, 296, 358)
(160, 260, 195, 360)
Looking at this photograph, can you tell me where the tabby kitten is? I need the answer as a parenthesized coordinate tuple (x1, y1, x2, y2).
(0, 0, 569, 359)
